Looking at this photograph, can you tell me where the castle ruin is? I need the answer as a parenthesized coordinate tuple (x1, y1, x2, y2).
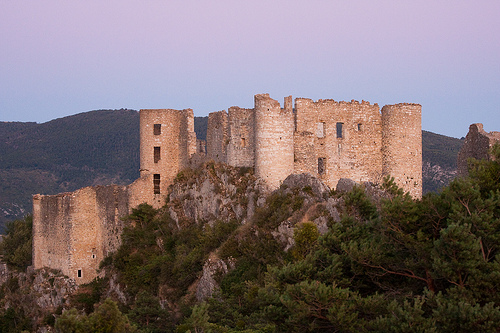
(457, 123, 500, 177)
(33, 93, 422, 284)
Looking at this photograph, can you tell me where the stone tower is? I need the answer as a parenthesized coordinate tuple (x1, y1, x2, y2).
(129, 108, 197, 209)
(381, 103, 422, 198)
(254, 94, 294, 189)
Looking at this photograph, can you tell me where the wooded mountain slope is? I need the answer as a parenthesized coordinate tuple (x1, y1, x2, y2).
(0, 110, 461, 231)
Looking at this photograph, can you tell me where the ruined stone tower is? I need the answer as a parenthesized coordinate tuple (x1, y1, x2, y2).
(254, 94, 295, 189)
(382, 103, 422, 198)
(129, 108, 197, 209)
(457, 123, 500, 177)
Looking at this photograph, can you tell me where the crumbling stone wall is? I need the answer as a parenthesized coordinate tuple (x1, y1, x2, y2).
(254, 94, 295, 189)
(227, 106, 255, 168)
(294, 98, 384, 190)
(457, 123, 500, 177)
(206, 111, 228, 163)
(204, 94, 421, 196)
(33, 108, 196, 284)
(33, 185, 129, 284)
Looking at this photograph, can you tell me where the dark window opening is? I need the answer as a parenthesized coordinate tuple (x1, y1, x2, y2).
(77, 269, 82, 278)
(154, 174, 161, 194)
(358, 123, 362, 131)
(336, 122, 343, 138)
(154, 147, 161, 163)
(154, 124, 161, 135)
(318, 157, 326, 175)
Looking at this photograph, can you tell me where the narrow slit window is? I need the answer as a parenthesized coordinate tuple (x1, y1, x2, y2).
(153, 174, 161, 194)
(358, 123, 362, 131)
(241, 138, 246, 147)
(154, 147, 161, 163)
(77, 269, 82, 278)
(318, 157, 326, 175)
(317, 122, 325, 138)
(154, 124, 161, 135)
(336, 122, 343, 138)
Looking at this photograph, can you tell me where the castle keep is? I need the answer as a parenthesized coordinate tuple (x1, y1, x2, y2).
(33, 93, 422, 284)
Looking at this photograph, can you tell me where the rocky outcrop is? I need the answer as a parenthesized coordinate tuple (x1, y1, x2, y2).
(168, 162, 267, 227)
(196, 256, 235, 301)
(0, 264, 78, 332)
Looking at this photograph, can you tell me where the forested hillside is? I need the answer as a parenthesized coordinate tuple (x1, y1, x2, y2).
(1, 147, 499, 332)
(0, 110, 460, 231)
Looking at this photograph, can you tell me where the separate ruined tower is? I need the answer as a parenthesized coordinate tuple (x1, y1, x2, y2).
(382, 103, 422, 198)
(457, 123, 500, 177)
(254, 94, 295, 189)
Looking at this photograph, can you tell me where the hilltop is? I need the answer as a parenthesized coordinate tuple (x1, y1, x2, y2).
(0, 110, 460, 231)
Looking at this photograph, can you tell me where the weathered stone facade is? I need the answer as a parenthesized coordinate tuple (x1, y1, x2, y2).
(457, 123, 500, 177)
(33, 93, 422, 284)
(206, 94, 422, 198)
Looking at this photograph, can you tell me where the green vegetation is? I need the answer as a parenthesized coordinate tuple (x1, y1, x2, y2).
(422, 130, 463, 169)
(0, 215, 32, 271)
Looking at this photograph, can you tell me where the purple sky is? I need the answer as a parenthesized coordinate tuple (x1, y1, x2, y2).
(1, 1, 499, 138)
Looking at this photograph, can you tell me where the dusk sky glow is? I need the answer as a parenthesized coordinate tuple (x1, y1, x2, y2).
(1, 1, 499, 138)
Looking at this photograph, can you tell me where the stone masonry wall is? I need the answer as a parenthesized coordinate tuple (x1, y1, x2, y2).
(207, 111, 228, 163)
(382, 103, 422, 198)
(457, 123, 500, 177)
(227, 106, 255, 168)
(254, 94, 294, 189)
(33, 185, 129, 284)
(294, 98, 383, 190)
(135, 108, 196, 209)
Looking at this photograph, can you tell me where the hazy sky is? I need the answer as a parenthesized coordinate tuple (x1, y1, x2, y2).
(1, 1, 499, 138)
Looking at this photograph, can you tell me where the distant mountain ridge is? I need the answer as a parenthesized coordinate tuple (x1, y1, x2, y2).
(0, 110, 462, 231)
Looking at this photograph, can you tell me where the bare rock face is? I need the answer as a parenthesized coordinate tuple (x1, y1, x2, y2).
(196, 256, 235, 301)
(282, 173, 331, 197)
(31, 268, 78, 310)
(168, 163, 266, 228)
(336, 178, 358, 193)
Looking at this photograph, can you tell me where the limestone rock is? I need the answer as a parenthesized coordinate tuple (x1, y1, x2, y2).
(196, 257, 235, 301)
(282, 173, 331, 197)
